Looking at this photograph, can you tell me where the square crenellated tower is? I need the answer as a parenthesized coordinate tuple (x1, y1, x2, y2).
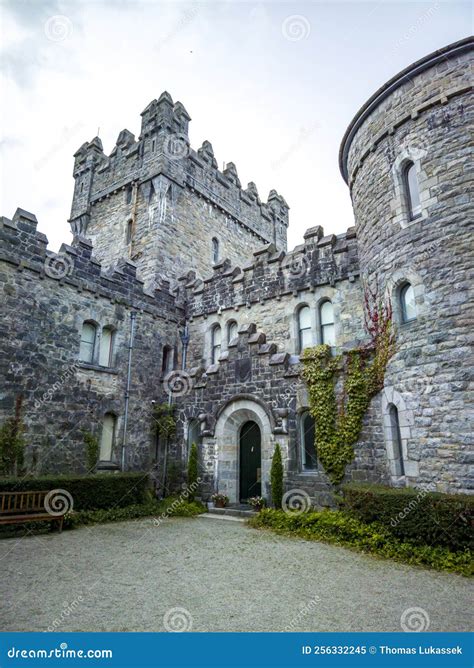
(69, 92, 289, 288)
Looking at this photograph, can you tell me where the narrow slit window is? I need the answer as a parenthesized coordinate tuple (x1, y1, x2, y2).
(212, 238, 219, 265)
(404, 162, 421, 220)
(211, 325, 221, 364)
(400, 283, 416, 323)
(300, 411, 317, 470)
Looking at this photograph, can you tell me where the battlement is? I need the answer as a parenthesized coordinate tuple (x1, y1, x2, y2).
(0, 209, 182, 321)
(184, 225, 359, 317)
(70, 92, 288, 249)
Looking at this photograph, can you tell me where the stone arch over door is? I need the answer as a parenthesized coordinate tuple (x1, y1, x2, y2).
(214, 398, 274, 504)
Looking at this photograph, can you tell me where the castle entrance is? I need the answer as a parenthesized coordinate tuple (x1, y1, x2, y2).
(239, 421, 261, 502)
(213, 397, 273, 504)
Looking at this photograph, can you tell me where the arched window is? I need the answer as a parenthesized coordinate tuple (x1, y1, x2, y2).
(227, 320, 238, 345)
(187, 419, 202, 458)
(400, 283, 416, 323)
(162, 345, 173, 375)
(297, 305, 312, 353)
(100, 413, 116, 462)
(99, 327, 115, 367)
(388, 404, 405, 476)
(403, 162, 421, 220)
(126, 220, 133, 244)
(211, 325, 221, 364)
(300, 411, 317, 470)
(320, 300, 335, 346)
(212, 237, 219, 265)
(79, 321, 97, 363)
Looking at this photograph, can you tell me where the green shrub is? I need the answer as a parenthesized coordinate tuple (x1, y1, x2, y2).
(1, 496, 206, 538)
(0, 473, 151, 511)
(249, 509, 473, 577)
(155, 495, 206, 518)
(83, 432, 99, 472)
(341, 483, 474, 551)
(270, 443, 283, 509)
(187, 442, 199, 501)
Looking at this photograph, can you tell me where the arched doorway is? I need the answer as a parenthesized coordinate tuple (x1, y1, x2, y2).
(239, 421, 261, 502)
(212, 397, 277, 504)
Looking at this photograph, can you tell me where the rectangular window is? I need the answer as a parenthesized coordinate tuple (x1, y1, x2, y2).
(80, 323, 96, 363)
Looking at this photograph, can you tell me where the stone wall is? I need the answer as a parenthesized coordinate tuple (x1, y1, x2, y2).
(0, 208, 183, 474)
(341, 38, 473, 493)
(69, 92, 289, 288)
(184, 225, 364, 366)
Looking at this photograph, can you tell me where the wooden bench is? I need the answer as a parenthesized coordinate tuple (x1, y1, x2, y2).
(0, 491, 65, 532)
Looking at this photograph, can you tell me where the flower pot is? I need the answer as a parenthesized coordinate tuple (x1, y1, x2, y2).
(214, 499, 227, 508)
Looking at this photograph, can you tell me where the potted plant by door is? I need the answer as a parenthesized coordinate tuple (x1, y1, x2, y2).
(211, 493, 229, 508)
(248, 496, 266, 511)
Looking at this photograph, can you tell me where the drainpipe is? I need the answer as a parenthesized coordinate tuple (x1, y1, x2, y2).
(180, 320, 190, 370)
(121, 311, 137, 471)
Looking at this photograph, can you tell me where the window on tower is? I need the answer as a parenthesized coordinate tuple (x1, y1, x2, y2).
(212, 238, 219, 265)
(403, 161, 421, 220)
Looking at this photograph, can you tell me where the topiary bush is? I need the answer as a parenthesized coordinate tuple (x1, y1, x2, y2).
(187, 442, 199, 501)
(270, 443, 283, 509)
(341, 483, 474, 552)
(0, 473, 151, 511)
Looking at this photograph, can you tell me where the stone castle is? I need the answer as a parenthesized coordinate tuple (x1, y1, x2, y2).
(1, 37, 472, 502)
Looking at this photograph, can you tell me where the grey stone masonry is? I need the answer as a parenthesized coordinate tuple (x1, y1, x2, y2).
(0, 208, 183, 474)
(341, 37, 474, 493)
(69, 92, 289, 288)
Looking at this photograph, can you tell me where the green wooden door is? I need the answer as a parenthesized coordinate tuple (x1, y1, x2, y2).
(239, 421, 261, 502)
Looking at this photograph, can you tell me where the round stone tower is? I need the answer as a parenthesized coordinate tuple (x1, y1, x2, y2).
(339, 37, 473, 493)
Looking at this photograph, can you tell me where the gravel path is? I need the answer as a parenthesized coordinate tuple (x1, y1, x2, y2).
(1, 516, 471, 632)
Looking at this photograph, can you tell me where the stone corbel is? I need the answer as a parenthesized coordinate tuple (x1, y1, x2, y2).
(272, 408, 289, 434)
(198, 412, 214, 437)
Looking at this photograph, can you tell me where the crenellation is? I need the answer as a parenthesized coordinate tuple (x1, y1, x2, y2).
(1, 38, 471, 496)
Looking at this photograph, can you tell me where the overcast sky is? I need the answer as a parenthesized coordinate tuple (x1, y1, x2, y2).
(0, 0, 470, 252)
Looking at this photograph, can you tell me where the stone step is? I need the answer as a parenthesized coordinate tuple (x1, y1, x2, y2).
(198, 513, 245, 523)
(207, 507, 257, 519)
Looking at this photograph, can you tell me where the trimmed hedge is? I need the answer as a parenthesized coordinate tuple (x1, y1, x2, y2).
(0, 473, 151, 511)
(0, 497, 206, 538)
(249, 509, 473, 576)
(341, 483, 474, 552)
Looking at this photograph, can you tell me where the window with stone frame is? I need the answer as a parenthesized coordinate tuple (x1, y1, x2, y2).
(300, 411, 317, 470)
(227, 320, 238, 345)
(79, 321, 97, 363)
(100, 413, 116, 462)
(212, 237, 219, 265)
(399, 282, 416, 323)
(403, 161, 421, 220)
(319, 300, 335, 346)
(211, 325, 221, 364)
(297, 305, 312, 353)
(126, 219, 133, 244)
(99, 326, 115, 367)
(388, 404, 405, 476)
(161, 345, 174, 375)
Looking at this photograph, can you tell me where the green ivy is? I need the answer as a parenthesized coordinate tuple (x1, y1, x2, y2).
(300, 296, 395, 485)
(152, 403, 176, 440)
(83, 431, 99, 472)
